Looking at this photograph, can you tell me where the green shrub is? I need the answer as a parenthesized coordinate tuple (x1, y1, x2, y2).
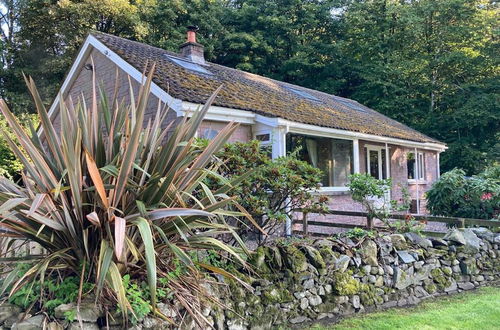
(199, 140, 326, 245)
(7, 264, 92, 315)
(343, 227, 375, 240)
(347, 173, 392, 229)
(347, 173, 422, 232)
(426, 166, 500, 219)
(122, 275, 152, 323)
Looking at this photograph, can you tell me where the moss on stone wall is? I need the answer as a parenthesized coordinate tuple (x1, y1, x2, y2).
(280, 244, 308, 273)
(430, 268, 452, 290)
(332, 271, 364, 296)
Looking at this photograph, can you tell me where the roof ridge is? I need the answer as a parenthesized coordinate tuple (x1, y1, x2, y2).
(91, 30, 182, 58)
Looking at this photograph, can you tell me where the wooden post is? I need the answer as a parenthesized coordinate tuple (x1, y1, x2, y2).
(302, 212, 308, 235)
(414, 147, 420, 215)
(459, 218, 465, 229)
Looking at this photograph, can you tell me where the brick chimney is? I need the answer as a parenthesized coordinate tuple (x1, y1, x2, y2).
(179, 26, 205, 65)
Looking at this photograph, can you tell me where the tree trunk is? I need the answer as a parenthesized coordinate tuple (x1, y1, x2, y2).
(367, 214, 374, 229)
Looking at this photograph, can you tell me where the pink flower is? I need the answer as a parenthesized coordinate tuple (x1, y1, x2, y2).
(481, 192, 493, 201)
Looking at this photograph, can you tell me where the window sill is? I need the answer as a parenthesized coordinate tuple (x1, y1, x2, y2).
(408, 179, 427, 185)
(311, 187, 350, 195)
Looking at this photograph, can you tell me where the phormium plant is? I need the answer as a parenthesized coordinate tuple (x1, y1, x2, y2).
(0, 67, 259, 326)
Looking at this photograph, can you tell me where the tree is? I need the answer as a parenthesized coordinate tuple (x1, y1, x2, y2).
(200, 140, 326, 245)
(1, 0, 141, 113)
(1, 0, 497, 174)
(137, 0, 228, 61)
(340, 0, 499, 174)
(217, 0, 345, 92)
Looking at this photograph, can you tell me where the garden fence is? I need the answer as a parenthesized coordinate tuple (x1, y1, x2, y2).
(293, 209, 500, 237)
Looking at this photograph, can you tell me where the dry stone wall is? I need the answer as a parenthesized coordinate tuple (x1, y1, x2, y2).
(0, 228, 499, 330)
(214, 227, 499, 329)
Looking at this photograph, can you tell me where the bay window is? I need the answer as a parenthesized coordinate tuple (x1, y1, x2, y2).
(286, 133, 353, 188)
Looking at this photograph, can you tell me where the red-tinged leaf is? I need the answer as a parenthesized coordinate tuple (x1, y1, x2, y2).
(27, 194, 46, 217)
(86, 212, 100, 227)
(114, 216, 126, 260)
(85, 150, 109, 209)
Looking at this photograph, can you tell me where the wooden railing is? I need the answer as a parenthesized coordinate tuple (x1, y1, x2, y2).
(293, 209, 500, 236)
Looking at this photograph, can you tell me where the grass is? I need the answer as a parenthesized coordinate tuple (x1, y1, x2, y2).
(310, 287, 500, 330)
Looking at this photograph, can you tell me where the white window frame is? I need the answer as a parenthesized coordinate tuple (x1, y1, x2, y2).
(254, 131, 272, 152)
(285, 132, 355, 192)
(408, 151, 425, 183)
(365, 145, 390, 180)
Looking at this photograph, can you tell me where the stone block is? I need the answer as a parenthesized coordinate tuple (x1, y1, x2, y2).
(11, 315, 45, 330)
(443, 229, 466, 245)
(360, 240, 378, 266)
(397, 250, 416, 264)
(0, 304, 20, 325)
(458, 282, 475, 290)
(334, 255, 351, 272)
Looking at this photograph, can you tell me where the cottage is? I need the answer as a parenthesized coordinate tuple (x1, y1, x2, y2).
(47, 28, 446, 233)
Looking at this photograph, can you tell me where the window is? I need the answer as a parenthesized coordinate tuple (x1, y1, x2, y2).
(407, 152, 425, 180)
(255, 133, 272, 157)
(365, 146, 389, 179)
(199, 128, 219, 140)
(165, 55, 212, 75)
(255, 133, 270, 142)
(334, 98, 368, 113)
(286, 133, 353, 187)
(284, 86, 320, 102)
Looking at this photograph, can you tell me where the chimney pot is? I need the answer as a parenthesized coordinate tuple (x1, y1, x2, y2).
(186, 25, 198, 43)
(179, 26, 205, 65)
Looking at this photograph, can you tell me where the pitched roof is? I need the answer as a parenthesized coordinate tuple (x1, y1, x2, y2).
(92, 32, 442, 144)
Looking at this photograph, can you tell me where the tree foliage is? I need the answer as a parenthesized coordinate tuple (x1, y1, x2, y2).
(0, 113, 36, 179)
(1, 0, 498, 173)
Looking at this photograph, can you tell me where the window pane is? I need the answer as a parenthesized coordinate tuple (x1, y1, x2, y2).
(286, 133, 353, 187)
(256, 134, 270, 142)
(315, 138, 332, 186)
(381, 149, 387, 179)
(418, 153, 425, 179)
(332, 139, 353, 186)
(369, 150, 379, 178)
(199, 128, 218, 139)
(407, 153, 415, 179)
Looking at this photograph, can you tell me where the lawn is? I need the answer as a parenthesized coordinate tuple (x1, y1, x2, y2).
(310, 287, 500, 330)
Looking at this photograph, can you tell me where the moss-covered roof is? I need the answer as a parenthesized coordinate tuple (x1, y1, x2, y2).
(92, 32, 443, 144)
